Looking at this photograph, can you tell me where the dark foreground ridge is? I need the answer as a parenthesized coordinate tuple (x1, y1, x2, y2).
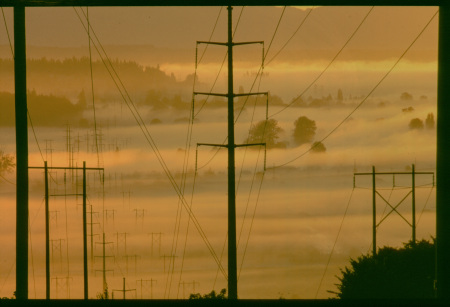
(0, 299, 449, 307)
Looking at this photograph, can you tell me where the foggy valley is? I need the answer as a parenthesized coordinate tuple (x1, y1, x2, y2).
(0, 5, 438, 300)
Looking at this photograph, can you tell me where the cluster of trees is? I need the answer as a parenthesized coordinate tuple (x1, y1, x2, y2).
(0, 91, 88, 127)
(245, 116, 326, 153)
(409, 113, 435, 130)
(0, 57, 191, 102)
(332, 239, 435, 299)
(189, 288, 227, 300)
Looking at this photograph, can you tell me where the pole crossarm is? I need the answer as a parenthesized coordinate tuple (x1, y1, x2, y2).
(354, 171, 434, 176)
(235, 143, 266, 148)
(197, 142, 266, 148)
(233, 41, 264, 46)
(194, 92, 228, 97)
(194, 91, 268, 98)
(234, 92, 268, 97)
(197, 41, 227, 46)
(29, 166, 104, 171)
(197, 41, 263, 46)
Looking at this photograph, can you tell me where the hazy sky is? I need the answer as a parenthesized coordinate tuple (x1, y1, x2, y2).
(0, 6, 439, 299)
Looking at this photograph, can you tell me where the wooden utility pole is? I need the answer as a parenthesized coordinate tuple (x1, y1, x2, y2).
(194, 6, 266, 299)
(136, 278, 157, 299)
(226, 6, 238, 299)
(45, 162, 50, 299)
(14, 5, 28, 300)
(82, 161, 88, 299)
(148, 232, 163, 257)
(95, 233, 114, 296)
(437, 2, 450, 299)
(112, 277, 136, 300)
(372, 166, 376, 256)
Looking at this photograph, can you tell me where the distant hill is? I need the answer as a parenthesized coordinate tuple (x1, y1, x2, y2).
(0, 57, 193, 98)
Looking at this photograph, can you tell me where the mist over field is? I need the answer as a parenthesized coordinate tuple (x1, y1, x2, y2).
(0, 5, 438, 299)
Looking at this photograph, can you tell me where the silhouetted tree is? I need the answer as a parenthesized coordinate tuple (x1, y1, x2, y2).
(0, 150, 15, 177)
(400, 92, 413, 101)
(409, 118, 424, 130)
(246, 119, 285, 149)
(189, 288, 227, 300)
(293, 116, 316, 146)
(332, 239, 435, 299)
(96, 285, 109, 299)
(425, 113, 435, 129)
(311, 141, 326, 153)
(144, 89, 167, 110)
(77, 89, 87, 110)
(337, 89, 343, 102)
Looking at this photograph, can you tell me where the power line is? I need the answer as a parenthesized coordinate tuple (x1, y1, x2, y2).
(197, 6, 285, 171)
(269, 6, 374, 118)
(1, 7, 13, 57)
(172, 7, 249, 296)
(273, 8, 438, 169)
(263, 6, 286, 63)
(194, 6, 245, 118)
(85, 7, 101, 169)
(73, 7, 226, 279)
(314, 188, 354, 298)
(265, 6, 314, 66)
(198, 6, 223, 65)
(417, 185, 435, 226)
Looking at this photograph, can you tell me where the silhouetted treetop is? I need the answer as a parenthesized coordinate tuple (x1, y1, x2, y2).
(292, 116, 316, 146)
(332, 239, 435, 299)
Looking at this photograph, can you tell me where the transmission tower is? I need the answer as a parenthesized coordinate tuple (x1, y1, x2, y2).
(112, 277, 136, 300)
(354, 164, 434, 256)
(95, 233, 114, 296)
(29, 161, 104, 299)
(136, 278, 157, 299)
(193, 6, 267, 299)
(148, 232, 163, 257)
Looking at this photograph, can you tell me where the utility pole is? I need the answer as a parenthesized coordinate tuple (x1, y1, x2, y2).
(354, 164, 434, 255)
(104, 209, 116, 224)
(95, 233, 114, 296)
(82, 161, 88, 299)
(112, 277, 136, 300)
(179, 280, 199, 298)
(194, 6, 266, 299)
(14, 4, 28, 300)
(51, 276, 72, 299)
(50, 238, 65, 272)
(136, 278, 157, 299)
(45, 162, 50, 299)
(133, 208, 145, 228)
(226, 7, 237, 298)
(160, 254, 177, 273)
(115, 232, 129, 255)
(123, 254, 141, 275)
(372, 166, 376, 256)
(437, 3, 450, 298)
(31, 162, 104, 300)
(148, 232, 163, 257)
(87, 205, 100, 269)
